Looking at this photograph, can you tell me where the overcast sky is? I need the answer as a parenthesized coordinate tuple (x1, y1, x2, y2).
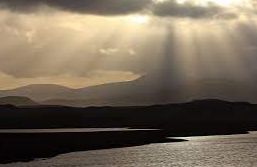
(0, 0, 257, 89)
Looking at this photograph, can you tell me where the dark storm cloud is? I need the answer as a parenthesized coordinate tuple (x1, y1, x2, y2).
(0, 0, 151, 15)
(152, 1, 223, 18)
(0, 0, 239, 19)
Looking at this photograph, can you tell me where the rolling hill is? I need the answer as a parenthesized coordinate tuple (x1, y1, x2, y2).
(0, 96, 38, 106)
(0, 84, 75, 101)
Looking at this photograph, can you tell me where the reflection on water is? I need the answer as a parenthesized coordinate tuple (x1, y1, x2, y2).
(2, 132, 257, 167)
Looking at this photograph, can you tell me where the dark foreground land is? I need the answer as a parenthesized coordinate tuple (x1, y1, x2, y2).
(0, 99, 257, 163)
(0, 130, 186, 164)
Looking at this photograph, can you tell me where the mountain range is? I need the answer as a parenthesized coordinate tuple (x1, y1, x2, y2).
(0, 75, 256, 107)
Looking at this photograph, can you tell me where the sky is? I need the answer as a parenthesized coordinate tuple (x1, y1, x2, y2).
(0, 0, 257, 90)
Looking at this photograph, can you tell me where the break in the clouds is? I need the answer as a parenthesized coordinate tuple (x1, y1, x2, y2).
(0, 71, 140, 89)
(0, 0, 256, 19)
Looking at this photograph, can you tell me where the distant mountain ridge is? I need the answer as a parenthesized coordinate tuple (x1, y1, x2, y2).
(0, 76, 257, 107)
(0, 84, 74, 101)
(0, 96, 38, 106)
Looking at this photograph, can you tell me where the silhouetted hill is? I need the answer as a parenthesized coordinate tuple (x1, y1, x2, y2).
(0, 84, 74, 101)
(0, 96, 38, 106)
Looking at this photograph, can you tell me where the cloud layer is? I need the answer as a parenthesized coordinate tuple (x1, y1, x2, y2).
(0, 0, 254, 19)
(152, 1, 222, 18)
(0, 0, 151, 15)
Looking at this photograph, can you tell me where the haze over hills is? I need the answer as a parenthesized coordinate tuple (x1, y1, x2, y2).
(0, 75, 257, 107)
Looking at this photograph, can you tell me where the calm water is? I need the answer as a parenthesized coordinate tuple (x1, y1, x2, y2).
(1, 131, 257, 167)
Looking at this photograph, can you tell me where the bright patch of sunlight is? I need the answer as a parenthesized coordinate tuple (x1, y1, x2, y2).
(128, 15, 150, 24)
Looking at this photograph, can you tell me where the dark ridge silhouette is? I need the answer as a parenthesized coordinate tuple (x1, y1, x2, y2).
(0, 96, 38, 106)
(0, 99, 256, 132)
(0, 99, 257, 164)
